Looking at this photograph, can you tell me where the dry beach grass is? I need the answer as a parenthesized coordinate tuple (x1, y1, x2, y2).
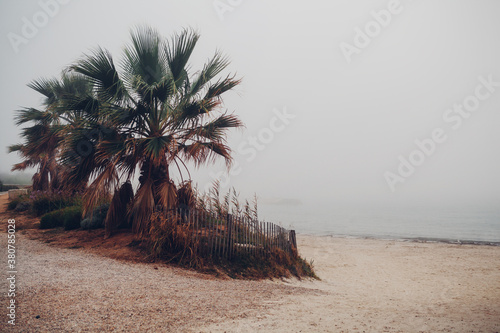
(1, 194, 499, 332)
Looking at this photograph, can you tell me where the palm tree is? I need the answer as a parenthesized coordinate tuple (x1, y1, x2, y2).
(60, 26, 243, 236)
(9, 74, 91, 191)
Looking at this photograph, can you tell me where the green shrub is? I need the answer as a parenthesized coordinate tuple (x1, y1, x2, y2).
(40, 206, 82, 230)
(81, 216, 103, 229)
(80, 203, 109, 230)
(63, 206, 82, 230)
(40, 210, 66, 229)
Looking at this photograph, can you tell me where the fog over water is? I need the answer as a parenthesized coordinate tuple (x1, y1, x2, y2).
(1, 1, 499, 239)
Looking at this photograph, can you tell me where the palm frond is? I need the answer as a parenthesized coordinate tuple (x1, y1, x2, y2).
(180, 141, 232, 167)
(27, 77, 59, 106)
(105, 181, 134, 236)
(204, 75, 241, 100)
(8, 144, 24, 153)
(164, 28, 200, 87)
(130, 178, 155, 236)
(82, 161, 119, 216)
(191, 113, 243, 142)
(57, 94, 101, 118)
(177, 181, 195, 209)
(123, 26, 167, 86)
(11, 160, 36, 171)
(189, 51, 230, 96)
(71, 47, 126, 102)
(14, 108, 52, 126)
(156, 178, 177, 210)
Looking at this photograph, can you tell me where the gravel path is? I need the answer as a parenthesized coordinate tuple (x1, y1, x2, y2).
(0, 233, 313, 332)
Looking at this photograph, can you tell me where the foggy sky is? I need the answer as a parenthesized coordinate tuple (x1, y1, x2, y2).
(1, 0, 499, 208)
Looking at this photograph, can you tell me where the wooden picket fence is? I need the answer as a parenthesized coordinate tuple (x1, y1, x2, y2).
(177, 209, 297, 260)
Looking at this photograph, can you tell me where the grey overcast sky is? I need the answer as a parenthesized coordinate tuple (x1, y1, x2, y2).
(0, 0, 499, 208)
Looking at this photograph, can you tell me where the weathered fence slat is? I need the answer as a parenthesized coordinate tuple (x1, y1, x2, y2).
(215, 218, 220, 258)
(209, 212, 214, 258)
(265, 222, 269, 251)
(183, 209, 296, 260)
(195, 210, 199, 255)
(244, 217, 249, 253)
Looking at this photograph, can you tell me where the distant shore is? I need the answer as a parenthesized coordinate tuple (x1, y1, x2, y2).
(297, 232, 500, 247)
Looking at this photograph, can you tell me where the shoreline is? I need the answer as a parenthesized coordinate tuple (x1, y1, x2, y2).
(296, 232, 500, 247)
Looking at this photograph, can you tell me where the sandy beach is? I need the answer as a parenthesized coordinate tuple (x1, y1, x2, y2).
(1, 196, 499, 332)
(203, 236, 500, 332)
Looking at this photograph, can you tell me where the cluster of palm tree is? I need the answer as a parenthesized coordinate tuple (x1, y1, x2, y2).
(10, 26, 243, 237)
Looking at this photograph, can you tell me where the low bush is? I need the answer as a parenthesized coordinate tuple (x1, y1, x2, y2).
(80, 216, 102, 229)
(7, 199, 20, 211)
(81, 203, 109, 230)
(7, 195, 30, 211)
(40, 206, 82, 230)
(148, 212, 193, 261)
(63, 206, 82, 230)
(14, 201, 31, 212)
(40, 209, 66, 229)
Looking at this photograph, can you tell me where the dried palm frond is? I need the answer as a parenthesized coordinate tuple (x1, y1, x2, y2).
(177, 181, 196, 209)
(130, 178, 155, 237)
(105, 181, 134, 237)
(156, 178, 177, 211)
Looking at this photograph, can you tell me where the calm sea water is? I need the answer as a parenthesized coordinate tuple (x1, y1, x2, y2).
(259, 203, 500, 244)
